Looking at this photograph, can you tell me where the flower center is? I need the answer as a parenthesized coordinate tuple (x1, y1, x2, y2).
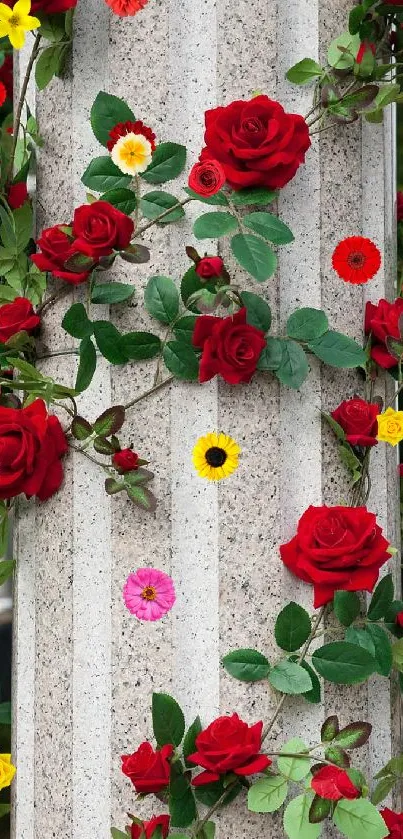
(141, 585, 157, 601)
(205, 446, 227, 467)
(242, 117, 263, 133)
(387, 420, 400, 435)
(9, 13, 21, 26)
(347, 251, 366, 269)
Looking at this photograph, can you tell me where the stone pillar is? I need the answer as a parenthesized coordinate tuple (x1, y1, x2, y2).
(11, 0, 400, 837)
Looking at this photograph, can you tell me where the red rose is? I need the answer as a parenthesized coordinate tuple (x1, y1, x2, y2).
(188, 713, 271, 786)
(131, 816, 170, 839)
(7, 182, 29, 210)
(396, 612, 403, 628)
(121, 742, 173, 794)
(3, 0, 77, 12)
(188, 159, 226, 196)
(383, 0, 403, 4)
(381, 808, 403, 838)
(365, 297, 403, 369)
(200, 95, 311, 190)
(72, 201, 134, 259)
(195, 256, 224, 280)
(0, 399, 68, 501)
(31, 225, 91, 285)
(0, 55, 12, 101)
(113, 449, 139, 473)
(331, 398, 379, 447)
(107, 120, 156, 152)
(0, 297, 40, 343)
(398, 192, 403, 223)
(280, 505, 390, 608)
(311, 766, 359, 801)
(192, 307, 266, 385)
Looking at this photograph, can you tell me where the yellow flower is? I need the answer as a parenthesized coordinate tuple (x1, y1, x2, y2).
(0, 754, 16, 790)
(111, 132, 153, 176)
(192, 432, 241, 481)
(377, 407, 403, 446)
(0, 0, 40, 49)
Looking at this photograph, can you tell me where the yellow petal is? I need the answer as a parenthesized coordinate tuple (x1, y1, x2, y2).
(0, 4, 12, 20)
(14, 0, 31, 15)
(8, 26, 25, 48)
(21, 13, 40, 29)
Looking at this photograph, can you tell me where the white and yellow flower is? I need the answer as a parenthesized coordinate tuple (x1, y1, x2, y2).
(111, 132, 153, 176)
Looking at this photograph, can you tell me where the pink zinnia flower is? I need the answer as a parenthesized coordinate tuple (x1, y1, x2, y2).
(123, 568, 175, 621)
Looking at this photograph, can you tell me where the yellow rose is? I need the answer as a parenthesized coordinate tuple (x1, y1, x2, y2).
(0, 755, 16, 790)
(377, 407, 403, 446)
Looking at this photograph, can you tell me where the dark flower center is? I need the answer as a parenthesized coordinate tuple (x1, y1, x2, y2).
(141, 585, 157, 601)
(347, 251, 366, 269)
(242, 117, 263, 134)
(205, 446, 227, 467)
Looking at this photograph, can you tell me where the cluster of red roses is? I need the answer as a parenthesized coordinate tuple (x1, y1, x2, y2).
(32, 201, 134, 285)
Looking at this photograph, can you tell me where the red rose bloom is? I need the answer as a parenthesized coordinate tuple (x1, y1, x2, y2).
(0, 297, 40, 343)
(365, 297, 403, 369)
(311, 766, 360, 801)
(0, 399, 68, 501)
(381, 808, 403, 838)
(105, 0, 149, 14)
(332, 236, 381, 284)
(0, 81, 6, 108)
(188, 159, 226, 196)
(188, 713, 271, 786)
(72, 201, 134, 259)
(192, 307, 266, 385)
(0, 55, 12, 101)
(398, 192, 403, 223)
(131, 816, 170, 839)
(195, 256, 224, 280)
(107, 120, 156, 152)
(280, 505, 390, 608)
(31, 225, 91, 285)
(3, 0, 77, 11)
(7, 182, 29, 210)
(396, 612, 403, 628)
(121, 742, 173, 794)
(200, 95, 311, 190)
(331, 398, 379, 447)
(113, 449, 139, 473)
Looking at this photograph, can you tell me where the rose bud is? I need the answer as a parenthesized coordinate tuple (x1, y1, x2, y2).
(113, 449, 139, 473)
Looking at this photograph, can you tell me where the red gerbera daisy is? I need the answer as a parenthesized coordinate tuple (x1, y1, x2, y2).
(0, 82, 7, 108)
(332, 236, 381, 284)
(104, 0, 149, 16)
(107, 119, 156, 153)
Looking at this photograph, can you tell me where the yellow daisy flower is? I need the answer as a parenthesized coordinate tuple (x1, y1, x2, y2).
(377, 407, 403, 446)
(192, 432, 241, 481)
(0, 754, 16, 790)
(111, 132, 153, 176)
(0, 0, 40, 49)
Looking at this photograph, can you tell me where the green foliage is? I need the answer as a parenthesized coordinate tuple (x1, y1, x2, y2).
(243, 211, 294, 244)
(308, 331, 367, 368)
(268, 660, 312, 694)
(248, 776, 289, 813)
(62, 303, 93, 339)
(35, 43, 69, 90)
(284, 794, 322, 839)
(286, 58, 323, 85)
(142, 142, 187, 184)
(183, 716, 202, 767)
(99, 188, 137, 215)
(333, 798, 389, 839)
(145, 275, 180, 324)
(93, 321, 128, 365)
(140, 191, 185, 223)
(275, 340, 309, 389)
(91, 91, 135, 147)
(231, 187, 277, 206)
(278, 738, 310, 781)
(333, 722, 372, 749)
(312, 642, 377, 684)
(75, 337, 96, 393)
(93, 406, 125, 437)
(163, 342, 199, 380)
(257, 337, 284, 371)
(120, 332, 161, 360)
(231, 232, 277, 282)
(0, 560, 14, 587)
(82, 156, 132, 192)
(173, 315, 197, 344)
(241, 291, 272, 332)
(274, 602, 311, 652)
(321, 715, 340, 742)
(91, 282, 134, 304)
(222, 648, 270, 682)
(193, 211, 238, 239)
(365, 625, 393, 676)
(333, 591, 361, 627)
(0, 702, 11, 725)
(367, 574, 394, 620)
(169, 759, 197, 827)
(152, 692, 185, 747)
(327, 31, 361, 70)
(287, 308, 329, 342)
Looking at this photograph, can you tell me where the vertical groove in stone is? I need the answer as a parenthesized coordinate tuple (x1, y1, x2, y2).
(71, 2, 112, 836)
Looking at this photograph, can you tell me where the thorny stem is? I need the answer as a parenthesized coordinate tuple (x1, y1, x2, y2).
(7, 33, 41, 184)
(36, 349, 79, 361)
(136, 196, 193, 236)
(68, 442, 111, 469)
(124, 376, 174, 410)
(36, 286, 70, 315)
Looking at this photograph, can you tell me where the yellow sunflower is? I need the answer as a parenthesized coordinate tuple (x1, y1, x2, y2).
(192, 432, 241, 481)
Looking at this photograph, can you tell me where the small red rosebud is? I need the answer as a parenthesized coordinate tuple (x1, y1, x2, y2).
(399, 464, 403, 477)
(113, 448, 139, 473)
(356, 42, 376, 64)
(188, 159, 226, 197)
(7, 182, 29, 210)
(195, 256, 224, 280)
(396, 611, 403, 628)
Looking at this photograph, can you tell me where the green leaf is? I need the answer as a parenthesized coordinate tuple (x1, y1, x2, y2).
(327, 32, 361, 70)
(312, 642, 377, 684)
(243, 211, 294, 245)
(275, 602, 311, 652)
(184, 187, 228, 206)
(368, 574, 394, 620)
(173, 315, 197, 344)
(287, 308, 329, 342)
(339, 444, 362, 481)
(222, 648, 270, 682)
(111, 830, 129, 839)
(36, 12, 67, 42)
(333, 798, 389, 839)
(349, 5, 365, 34)
(35, 43, 66, 90)
(169, 761, 197, 827)
(248, 776, 288, 813)
(0, 804, 10, 820)
(0, 560, 14, 587)
(120, 332, 161, 360)
(125, 485, 156, 512)
(269, 660, 312, 694)
(275, 340, 309, 389)
(195, 779, 241, 807)
(152, 692, 185, 747)
(99, 188, 137, 216)
(333, 722, 372, 750)
(257, 336, 284, 371)
(91, 282, 134, 304)
(298, 660, 321, 704)
(231, 232, 277, 282)
(371, 775, 396, 806)
(142, 142, 187, 184)
(94, 406, 125, 436)
(325, 746, 350, 768)
(75, 337, 96, 393)
(345, 626, 376, 657)
(90, 91, 135, 147)
(278, 738, 310, 781)
(193, 211, 237, 239)
(14, 202, 33, 251)
(82, 156, 132, 192)
(308, 330, 367, 368)
(0, 701, 11, 725)
(140, 191, 185, 223)
(286, 58, 323, 85)
(284, 794, 322, 839)
(240, 291, 271, 332)
(163, 341, 199, 380)
(180, 266, 218, 312)
(333, 591, 361, 627)
(183, 716, 202, 768)
(93, 321, 128, 365)
(71, 416, 93, 441)
(365, 624, 393, 676)
(392, 638, 403, 672)
(231, 187, 277, 206)
(144, 275, 180, 324)
(321, 715, 340, 742)
(120, 244, 150, 264)
(62, 302, 93, 339)
(309, 795, 332, 825)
